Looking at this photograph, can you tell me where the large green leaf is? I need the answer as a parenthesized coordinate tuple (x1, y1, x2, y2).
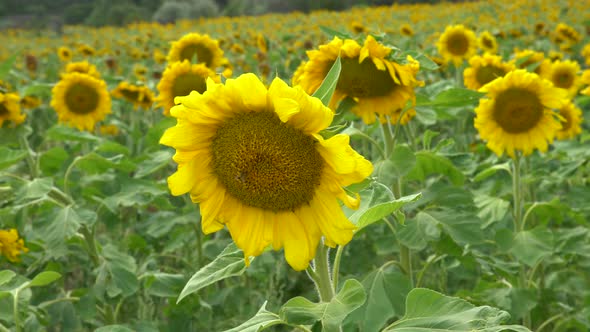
(416, 88, 485, 108)
(45, 125, 101, 142)
(177, 243, 248, 303)
(224, 302, 283, 332)
(427, 209, 485, 245)
(143, 273, 186, 298)
(389, 145, 417, 178)
(397, 212, 441, 251)
(43, 206, 82, 251)
(280, 279, 366, 332)
(509, 227, 554, 267)
(0, 147, 27, 170)
(312, 56, 341, 106)
(76, 153, 136, 174)
(348, 264, 411, 332)
(474, 194, 509, 228)
(384, 288, 530, 332)
(0, 270, 16, 287)
(27, 271, 62, 288)
(134, 150, 173, 178)
(353, 193, 422, 231)
(406, 151, 465, 185)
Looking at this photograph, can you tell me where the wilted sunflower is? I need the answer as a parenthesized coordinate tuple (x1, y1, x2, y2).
(156, 60, 220, 116)
(0, 92, 26, 128)
(478, 31, 498, 54)
(463, 54, 515, 90)
(555, 101, 582, 140)
(160, 74, 373, 270)
(474, 70, 567, 157)
(51, 73, 111, 131)
(0, 229, 29, 263)
(57, 46, 72, 62)
(437, 25, 478, 66)
(512, 49, 551, 77)
(63, 61, 101, 79)
(295, 35, 422, 125)
(111, 81, 154, 110)
(547, 60, 582, 98)
(166, 33, 226, 69)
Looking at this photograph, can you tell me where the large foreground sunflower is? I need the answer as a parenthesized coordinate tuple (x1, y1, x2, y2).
(295, 35, 422, 125)
(474, 70, 567, 157)
(167, 33, 226, 69)
(156, 60, 220, 116)
(437, 25, 478, 66)
(160, 74, 373, 270)
(463, 54, 515, 90)
(51, 73, 111, 131)
(0, 92, 26, 127)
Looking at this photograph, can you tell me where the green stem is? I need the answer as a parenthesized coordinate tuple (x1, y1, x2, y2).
(380, 121, 394, 158)
(536, 313, 563, 332)
(13, 289, 22, 332)
(400, 245, 414, 287)
(39, 297, 80, 309)
(332, 245, 345, 291)
(0, 322, 10, 332)
(64, 156, 83, 197)
(19, 135, 38, 178)
(80, 224, 100, 268)
(312, 243, 335, 302)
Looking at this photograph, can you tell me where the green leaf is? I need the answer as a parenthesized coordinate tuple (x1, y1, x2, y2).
(27, 271, 61, 288)
(416, 88, 485, 108)
(280, 279, 366, 332)
(474, 194, 509, 228)
(474, 163, 511, 182)
(76, 153, 135, 174)
(389, 145, 416, 177)
(0, 147, 27, 170)
(0, 270, 16, 286)
(134, 150, 173, 178)
(509, 227, 553, 267)
(45, 125, 101, 142)
(43, 206, 82, 252)
(406, 151, 465, 185)
(353, 193, 422, 231)
(223, 302, 283, 332)
(16, 177, 54, 202)
(312, 56, 341, 106)
(319, 25, 352, 39)
(0, 55, 16, 80)
(95, 325, 135, 332)
(177, 243, 248, 303)
(143, 273, 186, 298)
(22, 83, 53, 99)
(384, 288, 530, 332)
(427, 209, 485, 245)
(397, 212, 441, 251)
(349, 264, 411, 332)
(39, 147, 69, 174)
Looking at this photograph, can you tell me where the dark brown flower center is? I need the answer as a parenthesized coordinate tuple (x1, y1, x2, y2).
(180, 44, 214, 67)
(447, 32, 469, 56)
(211, 111, 323, 211)
(493, 88, 543, 133)
(172, 73, 207, 101)
(336, 57, 397, 98)
(552, 69, 574, 89)
(475, 65, 506, 86)
(65, 83, 99, 114)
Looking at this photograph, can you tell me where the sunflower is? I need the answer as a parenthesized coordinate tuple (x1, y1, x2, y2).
(111, 81, 154, 110)
(548, 51, 563, 62)
(350, 21, 367, 34)
(256, 33, 268, 54)
(554, 23, 581, 45)
(295, 35, 422, 125)
(133, 64, 148, 80)
(0, 229, 28, 263)
(400, 24, 414, 37)
(166, 33, 226, 69)
(478, 31, 498, 54)
(154, 49, 167, 64)
(77, 44, 96, 57)
(99, 124, 120, 136)
(63, 61, 101, 79)
(547, 60, 582, 98)
(463, 54, 516, 90)
(555, 101, 582, 140)
(156, 60, 220, 116)
(0, 92, 26, 128)
(474, 70, 567, 157)
(437, 24, 478, 66)
(51, 73, 111, 131)
(160, 74, 373, 270)
(512, 49, 551, 77)
(581, 43, 590, 66)
(57, 46, 72, 62)
(20, 95, 42, 109)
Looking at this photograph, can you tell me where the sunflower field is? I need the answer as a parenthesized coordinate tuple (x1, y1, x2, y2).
(1, 0, 590, 331)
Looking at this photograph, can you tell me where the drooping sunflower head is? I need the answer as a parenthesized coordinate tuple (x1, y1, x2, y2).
(547, 60, 582, 98)
(0, 92, 26, 128)
(111, 81, 154, 110)
(512, 49, 552, 77)
(296, 35, 422, 125)
(436, 24, 478, 66)
(463, 54, 516, 90)
(78, 44, 96, 57)
(0, 229, 29, 263)
(50, 72, 111, 132)
(256, 33, 268, 54)
(555, 101, 582, 140)
(478, 31, 498, 54)
(57, 46, 73, 62)
(554, 23, 581, 45)
(156, 60, 220, 116)
(474, 69, 568, 157)
(160, 74, 373, 270)
(63, 61, 101, 79)
(166, 33, 227, 69)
